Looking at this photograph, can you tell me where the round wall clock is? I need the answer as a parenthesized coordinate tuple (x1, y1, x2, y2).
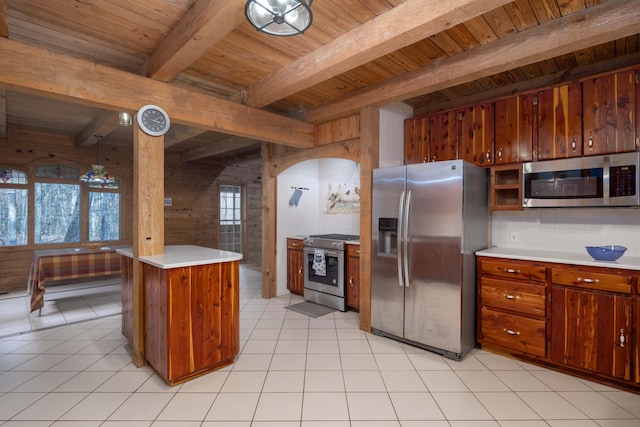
(137, 105, 170, 136)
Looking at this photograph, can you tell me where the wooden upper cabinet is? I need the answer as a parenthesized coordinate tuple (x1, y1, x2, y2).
(583, 69, 637, 155)
(494, 93, 534, 164)
(429, 110, 458, 162)
(458, 102, 494, 167)
(404, 116, 429, 165)
(536, 82, 583, 160)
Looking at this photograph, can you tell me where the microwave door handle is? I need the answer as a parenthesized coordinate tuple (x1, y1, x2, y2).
(397, 190, 405, 287)
(403, 190, 411, 288)
(603, 155, 610, 204)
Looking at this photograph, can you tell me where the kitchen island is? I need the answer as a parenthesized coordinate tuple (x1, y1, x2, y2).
(118, 245, 243, 386)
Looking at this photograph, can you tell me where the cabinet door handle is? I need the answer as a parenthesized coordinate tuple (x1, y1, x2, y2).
(503, 329, 520, 336)
(504, 268, 520, 274)
(432, 156, 437, 162)
(578, 277, 599, 284)
(299, 268, 302, 274)
(497, 147, 503, 160)
(619, 329, 626, 348)
(349, 277, 353, 285)
(571, 138, 576, 151)
(502, 294, 520, 300)
(485, 150, 491, 160)
(588, 137, 593, 149)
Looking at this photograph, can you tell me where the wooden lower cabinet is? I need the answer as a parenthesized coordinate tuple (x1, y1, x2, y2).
(143, 261, 240, 386)
(478, 256, 639, 391)
(550, 286, 632, 380)
(286, 238, 305, 295)
(346, 244, 360, 311)
(478, 258, 547, 358)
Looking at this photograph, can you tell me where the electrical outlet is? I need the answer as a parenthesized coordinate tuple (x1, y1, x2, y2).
(509, 231, 520, 243)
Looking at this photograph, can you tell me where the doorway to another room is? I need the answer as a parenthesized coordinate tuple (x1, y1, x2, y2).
(219, 184, 243, 253)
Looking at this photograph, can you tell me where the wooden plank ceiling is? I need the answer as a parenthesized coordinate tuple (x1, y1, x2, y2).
(1, 0, 639, 162)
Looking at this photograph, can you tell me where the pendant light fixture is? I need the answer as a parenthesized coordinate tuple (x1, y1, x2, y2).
(244, 0, 313, 36)
(79, 136, 114, 187)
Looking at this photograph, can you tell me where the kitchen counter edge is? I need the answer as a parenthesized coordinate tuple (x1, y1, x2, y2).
(476, 247, 640, 271)
(116, 245, 243, 269)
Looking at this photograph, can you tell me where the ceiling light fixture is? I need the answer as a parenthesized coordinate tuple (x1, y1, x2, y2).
(244, 0, 313, 36)
(79, 136, 114, 188)
(119, 111, 132, 126)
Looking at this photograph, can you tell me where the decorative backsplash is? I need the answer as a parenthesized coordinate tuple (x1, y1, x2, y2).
(492, 208, 640, 257)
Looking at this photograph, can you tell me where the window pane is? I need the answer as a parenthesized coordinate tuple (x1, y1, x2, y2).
(36, 164, 80, 179)
(0, 168, 28, 184)
(0, 188, 28, 246)
(89, 192, 120, 241)
(35, 183, 81, 244)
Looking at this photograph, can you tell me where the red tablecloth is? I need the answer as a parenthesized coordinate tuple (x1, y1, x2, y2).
(27, 246, 129, 313)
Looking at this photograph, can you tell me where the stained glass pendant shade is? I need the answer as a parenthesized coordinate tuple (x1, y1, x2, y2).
(244, 0, 313, 36)
(79, 139, 114, 187)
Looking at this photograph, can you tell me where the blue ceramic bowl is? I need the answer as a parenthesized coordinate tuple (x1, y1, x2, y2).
(585, 245, 627, 262)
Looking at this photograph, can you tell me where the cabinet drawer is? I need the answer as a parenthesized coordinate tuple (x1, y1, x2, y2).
(481, 308, 546, 357)
(346, 244, 360, 256)
(287, 238, 304, 250)
(481, 277, 546, 317)
(551, 267, 632, 294)
(480, 258, 546, 282)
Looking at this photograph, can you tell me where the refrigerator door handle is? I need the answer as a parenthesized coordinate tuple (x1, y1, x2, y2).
(397, 190, 405, 287)
(403, 190, 411, 288)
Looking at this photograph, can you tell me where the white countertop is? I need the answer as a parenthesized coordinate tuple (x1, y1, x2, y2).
(116, 245, 243, 269)
(476, 247, 640, 271)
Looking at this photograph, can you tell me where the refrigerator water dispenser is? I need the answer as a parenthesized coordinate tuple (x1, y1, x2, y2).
(377, 217, 398, 256)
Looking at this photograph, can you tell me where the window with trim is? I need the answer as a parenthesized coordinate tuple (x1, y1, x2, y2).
(0, 168, 29, 246)
(219, 184, 242, 253)
(0, 164, 121, 247)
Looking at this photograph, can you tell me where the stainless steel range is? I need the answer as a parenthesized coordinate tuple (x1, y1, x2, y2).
(302, 233, 359, 311)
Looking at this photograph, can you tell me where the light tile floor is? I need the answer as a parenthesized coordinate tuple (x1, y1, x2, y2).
(0, 264, 639, 426)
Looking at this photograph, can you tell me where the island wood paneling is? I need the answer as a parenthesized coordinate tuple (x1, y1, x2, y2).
(143, 260, 240, 386)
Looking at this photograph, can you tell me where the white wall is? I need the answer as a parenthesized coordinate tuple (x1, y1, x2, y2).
(276, 158, 360, 296)
(492, 208, 640, 257)
(379, 102, 414, 168)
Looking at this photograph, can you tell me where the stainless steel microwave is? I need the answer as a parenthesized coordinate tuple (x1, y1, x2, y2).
(522, 152, 639, 208)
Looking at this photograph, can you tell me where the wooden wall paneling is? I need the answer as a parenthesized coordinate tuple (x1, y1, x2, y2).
(358, 106, 379, 332)
(536, 82, 583, 160)
(316, 115, 360, 146)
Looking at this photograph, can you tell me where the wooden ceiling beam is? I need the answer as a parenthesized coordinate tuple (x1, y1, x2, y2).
(75, 110, 119, 148)
(164, 124, 207, 149)
(0, 37, 314, 148)
(181, 136, 259, 162)
(144, 0, 244, 82)
(240, 0, 513, 108)
(306, 0, 640, 123)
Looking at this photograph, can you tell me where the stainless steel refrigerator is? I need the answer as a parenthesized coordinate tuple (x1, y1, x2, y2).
(371, 160, 488, 360)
